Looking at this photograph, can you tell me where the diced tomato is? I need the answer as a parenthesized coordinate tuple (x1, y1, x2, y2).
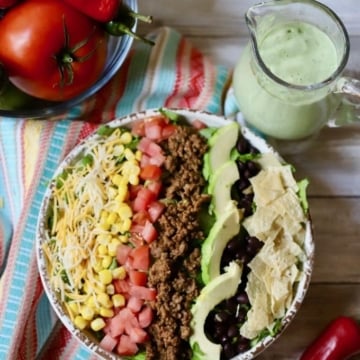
(128, 327, 149, 344)
(140, 153, 151, 168)
(132, 210, 150, 226)
(117, 334, 138, 356)
(148, 152, 166, 167)
(147, 201, 165, 222)
(99, 333, 118, 352)
(129, 184, 142, 200)
(116, 244, 132, 266)
(131, 121, 146, 137)
(138, 137, 163, 157)
(128, 231, 145, 248)
(113, 279, 130, 295)
(146, 180, 162, 197)
(161, 123, 176, 139)
(138, 306, 153, 328)
(132, 187, 156, 212)
(130, 245, 150, 271)
(141, 220, 158, 244)
(127, 296, 144, 313)
(110, 307, 139, 338)
(129, 270, 148, 286)
(144, 121, 163, 141)
(129, 285, 157, 301)
(140, 164, 162, 181)
(192, 119, 207, 130)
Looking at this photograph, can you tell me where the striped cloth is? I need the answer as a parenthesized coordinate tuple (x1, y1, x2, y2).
(0, 27, 233, 359)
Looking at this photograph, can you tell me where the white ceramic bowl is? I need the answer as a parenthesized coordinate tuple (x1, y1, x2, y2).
(36, 108, 314, 359)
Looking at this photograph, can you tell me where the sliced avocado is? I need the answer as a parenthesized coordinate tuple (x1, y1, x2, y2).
(190, 261, 243, 360)
(201, 203, 241, 285)
(208, 160, 240, 216)
(203, 121, 240, 180)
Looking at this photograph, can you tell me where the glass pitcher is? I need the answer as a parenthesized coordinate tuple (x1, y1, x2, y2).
(232, 0, 360, 150)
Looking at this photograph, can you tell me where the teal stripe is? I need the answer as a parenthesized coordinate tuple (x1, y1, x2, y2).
(35, 293, 58, 357)
(205, 64, 230, 114)
(144, 30, 180, 109)
(0, 119, 22, 222)
(72, 345, 93, 359)
(114, 40, 153, 117)
(0, 120, 72, 358)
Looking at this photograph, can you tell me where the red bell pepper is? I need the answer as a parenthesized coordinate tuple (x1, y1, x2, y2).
(0, 0, 18, 8)
(300, 316, 360, 360)
(61, 0, 120, 22)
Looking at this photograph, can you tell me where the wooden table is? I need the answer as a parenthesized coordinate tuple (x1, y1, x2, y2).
(139, 1, 360, 358)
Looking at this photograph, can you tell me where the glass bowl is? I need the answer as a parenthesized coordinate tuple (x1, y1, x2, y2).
(0, 0, 137, 119)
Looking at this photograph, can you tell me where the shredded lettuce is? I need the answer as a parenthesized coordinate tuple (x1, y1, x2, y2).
(297, 178, 309, 212)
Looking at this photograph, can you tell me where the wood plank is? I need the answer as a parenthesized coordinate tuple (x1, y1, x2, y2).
(308, 198, 360, 283)
(138, 0, 360, 36)
(257, 284, 360, 359)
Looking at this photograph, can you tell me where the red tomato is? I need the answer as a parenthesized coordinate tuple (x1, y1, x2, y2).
(116, 244, 132, 266)
(127, 296, 144, 312)
(0, 0, 108, 101)
(141, 220, 158, 244)
(130, 245, 150, 271)
(0, 0, 17, 8)
(99, 333, 118, 353)
(117, 335, 138, 356)
(140, 164, 162, 181)
(129, 285, 157, 301)
(132, 187, 156, 212)
(147, 201, 165, 222)
(128, 327, 149, 344)
(138, 306, 153, 328)
(129, 270, 148, 286)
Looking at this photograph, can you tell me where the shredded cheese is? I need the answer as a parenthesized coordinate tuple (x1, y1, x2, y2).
(43, 127, 141, 318)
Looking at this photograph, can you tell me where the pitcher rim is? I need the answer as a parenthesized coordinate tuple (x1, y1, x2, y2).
(246, 0, 350, 91)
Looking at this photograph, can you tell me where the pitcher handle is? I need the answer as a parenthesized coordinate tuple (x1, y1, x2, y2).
(331, 76, 360, 127)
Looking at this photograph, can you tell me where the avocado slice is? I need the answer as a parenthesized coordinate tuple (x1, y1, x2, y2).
(201, 204, 241, 285)
(208, 160, 240, 216)
(203, 121, 240, 180)
(190, 261, 243, 360)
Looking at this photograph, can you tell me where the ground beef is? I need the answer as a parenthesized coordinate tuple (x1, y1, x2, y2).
(145, 125, 210, 360)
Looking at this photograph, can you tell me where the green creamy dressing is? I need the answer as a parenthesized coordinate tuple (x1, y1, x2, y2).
(233, 21, 341, 140)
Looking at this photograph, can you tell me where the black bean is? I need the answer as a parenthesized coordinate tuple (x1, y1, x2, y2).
(227, 324, 239, 338)
(236, 291, 250, 305)
(215, 310, 230, 324)
(246, 236, 263, 255)
(236, 307, 247, 323)
(235, 337, 251, 353)
(223, 342, 236, 358)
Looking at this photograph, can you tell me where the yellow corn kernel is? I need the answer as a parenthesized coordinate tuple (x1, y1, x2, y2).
(68, 301, 80, 315)
(119, 235, 129, 244)
(97, 293, 112, 308)
(135, 150, 142, 161)
(113, 144, 125, 157)
(92, 260, 103, 273)
(96, 234, 112, 245)
(86, 296, 97, 309)
(112, 266, 127, 280)
(100, 307, 114, 318)
(100, 210, 109, 223)
(128, 173, 139, 186)
(116, 203, 132, 219)
(106, 212, 118, 226)
(119, 218, 132, 233)
(120, 131, 132, 145)
(115, 185, 128, 203)
(112, 174, 126, 188)
(112, 294, 126, 308)
(81, 306, 95, 321)
(108, 238, 121, 256)
(102, 255, 113, 269)
(90, 318, 106, 331)
(74, 315, 88, 330)
(97, 244, 108, 256)
(99, 269, 113, 285)
(124, 148, 136, 161)
(106, 284, 115, 295)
